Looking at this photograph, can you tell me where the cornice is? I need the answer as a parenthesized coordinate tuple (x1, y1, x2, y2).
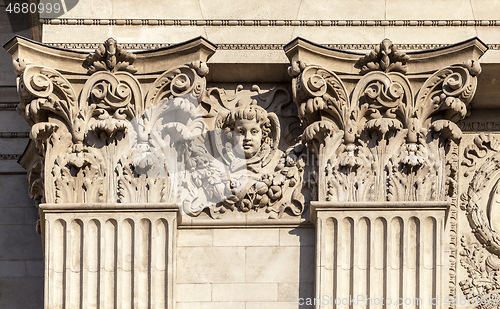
(285, 37, 487, 75)
(40, 18, 500, 27)
(45, 42, 500, 51)
(458, 121, 500, 132)
(4, 36, 217, 75)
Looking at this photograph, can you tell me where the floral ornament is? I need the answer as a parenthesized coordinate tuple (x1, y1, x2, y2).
(356, 39, 410, 75)
(199, 143, 306, 219)
(460, 236, 500, 309)
(338, 144, 363, 168)
(84, 38, 137, 75)
(290, 38, 484, 202)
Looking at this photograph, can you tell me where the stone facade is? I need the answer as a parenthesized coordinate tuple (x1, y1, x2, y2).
(0, 3, 43, 308)
(2, 1, 500, 308)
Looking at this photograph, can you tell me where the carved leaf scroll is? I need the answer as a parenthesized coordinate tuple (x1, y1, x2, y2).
(84, 38, 137, 75)
(460, 236, 500, 309)
(356, 39, 410, 75)
(12, 37, 310, 221)
(290, 39, 482, 202)
(462, 151, 500, 256)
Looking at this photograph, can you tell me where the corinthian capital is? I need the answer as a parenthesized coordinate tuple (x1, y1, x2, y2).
(285, 37, 487, 202)
(4, 36, 216, 207)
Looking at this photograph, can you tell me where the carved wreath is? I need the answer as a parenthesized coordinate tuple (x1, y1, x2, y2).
(462, 151, 500, 256)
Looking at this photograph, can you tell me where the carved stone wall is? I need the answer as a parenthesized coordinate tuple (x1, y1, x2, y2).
(286, 38, 484, 203)
(4, 34, 491, 308)
(283, 37, 487, 308)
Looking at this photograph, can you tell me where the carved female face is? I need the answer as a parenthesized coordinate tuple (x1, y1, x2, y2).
(234, 118, 263, 159)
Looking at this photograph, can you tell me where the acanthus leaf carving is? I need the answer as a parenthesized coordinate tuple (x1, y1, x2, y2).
(116, 155, 169, 204)
(82, 71, 144, 146)
(292, 65, 350, 130)
(290, 38, 482, 202)
(145, 61, 209, 111)
(415, 62, 480, 125)
(11, 36, 485, 223)
(356, 39, 410, 75)
(52, 147, 107, 204)
(84, 38, 137, 75)
(10, 36, 311, 224)
(18, 65, 78, 130)
(13, 39, 157, 206)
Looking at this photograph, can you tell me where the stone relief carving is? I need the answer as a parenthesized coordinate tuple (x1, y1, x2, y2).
(13, 38, 307, 219)
(11, 37, 486, 223)
(204, 104, 305, 218)
(461, 148, 500, 255)
(460, 235, 500, 308)
(289, 39, 482, 202)
(175, 86, 307, 218)
(356, 38, 410, 74)
(84, 37, 137, 74)
(14, 39, 206, 207)
(462, 133, 500, 168)
(447, 141, 460, 304)
(459, 133, 500, 305)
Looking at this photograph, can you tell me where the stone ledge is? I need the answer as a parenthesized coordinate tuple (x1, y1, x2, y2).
(39, 203, 179, 212)
(39, 18, 500, 27)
